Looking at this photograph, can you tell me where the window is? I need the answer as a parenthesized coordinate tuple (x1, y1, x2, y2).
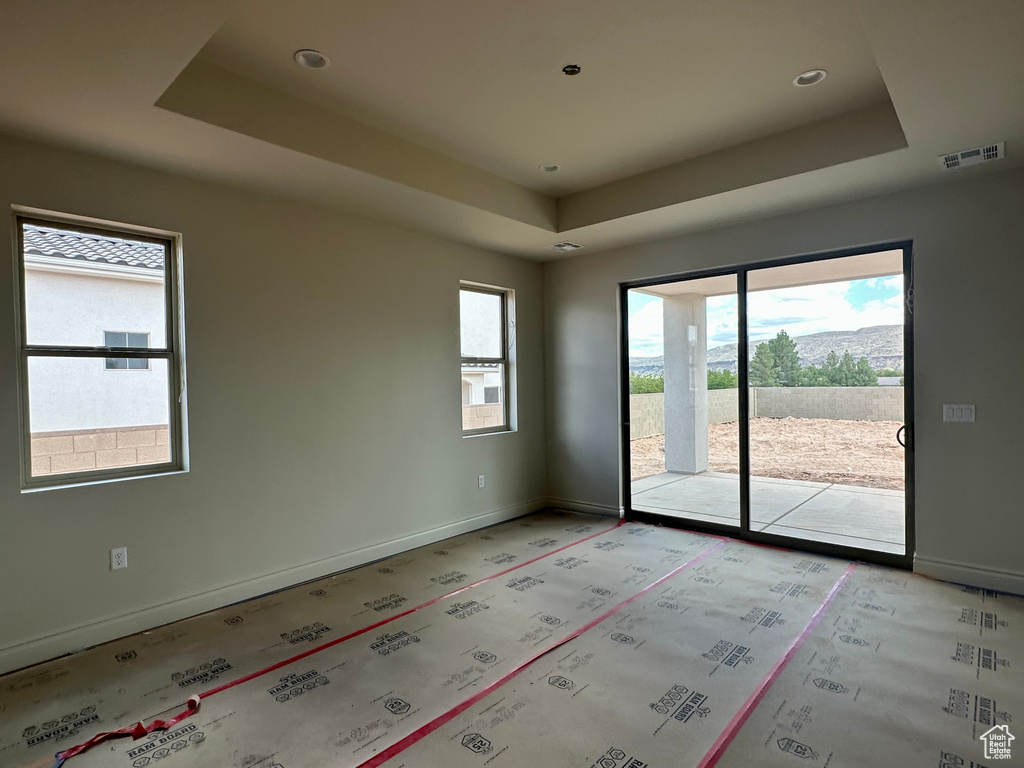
(15, 214, 186, 487)
(105, 331, 151, 370)
(460, 285, 513, 433)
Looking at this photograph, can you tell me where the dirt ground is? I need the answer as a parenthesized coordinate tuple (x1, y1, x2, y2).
(631, 418, 905, 490)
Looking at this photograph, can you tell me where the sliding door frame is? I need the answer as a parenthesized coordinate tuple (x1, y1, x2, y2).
(620, 241, 915, 569)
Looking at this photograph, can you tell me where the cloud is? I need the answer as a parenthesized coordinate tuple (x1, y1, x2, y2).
(627, 297, 664, 357)
(629, 275, 903, 354)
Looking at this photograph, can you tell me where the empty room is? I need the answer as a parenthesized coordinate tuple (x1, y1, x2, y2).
(1, 1, 1022, 767)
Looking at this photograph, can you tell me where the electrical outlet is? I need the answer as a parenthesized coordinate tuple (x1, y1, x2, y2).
(110, 546, 128, 570)
(478, 475, 485, 489)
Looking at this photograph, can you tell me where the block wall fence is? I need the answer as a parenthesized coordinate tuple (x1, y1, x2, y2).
(30, 425, 170, 475)
(629, 387, 904, 440)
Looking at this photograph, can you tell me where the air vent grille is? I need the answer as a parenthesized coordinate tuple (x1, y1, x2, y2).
(938, 141, 1004, 171)
(550, 241, 584, 252)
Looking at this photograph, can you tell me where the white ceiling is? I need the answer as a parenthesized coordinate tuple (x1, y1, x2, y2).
(202, 0, 890, 194)
(0, 0, 1021, 260)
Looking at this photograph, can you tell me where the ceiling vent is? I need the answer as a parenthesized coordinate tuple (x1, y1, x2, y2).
(938, 141, 1004, 170)
(550, 241, 584, 252)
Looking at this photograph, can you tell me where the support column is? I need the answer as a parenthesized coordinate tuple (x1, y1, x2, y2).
(663, 294, 708, 474)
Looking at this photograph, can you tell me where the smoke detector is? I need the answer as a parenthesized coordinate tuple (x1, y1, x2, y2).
(938, 142, 1004, 170)
(550, 241, 583, 252)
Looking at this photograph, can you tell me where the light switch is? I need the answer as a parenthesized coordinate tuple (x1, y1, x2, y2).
(943, 404, 975, 422)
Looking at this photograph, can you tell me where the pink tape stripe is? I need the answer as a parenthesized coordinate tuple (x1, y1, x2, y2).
(199, 518, 625, 699)
(54, 517, 625, 765)
(356, 538, 728, 768)
(54, 695, 200, 764)
(696, 561, 858, 768)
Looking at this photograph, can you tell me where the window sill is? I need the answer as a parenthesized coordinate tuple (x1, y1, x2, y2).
(21, 467, 188, 493)
(462, 427, 517, 439)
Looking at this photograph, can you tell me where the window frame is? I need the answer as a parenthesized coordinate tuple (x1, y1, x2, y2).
(104, 331, 152, 371)
(460, 284, 512, 436)
(13, 210, 187, 490)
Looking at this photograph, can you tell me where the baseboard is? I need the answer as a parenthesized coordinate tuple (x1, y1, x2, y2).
(914, 555, 1024, 597)
(0, 498, 547, 676)
(545, 497, 622, 518)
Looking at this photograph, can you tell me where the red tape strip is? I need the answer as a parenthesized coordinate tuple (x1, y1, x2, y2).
(51, 515, 625, 765)
(200, 518, 626, 699)
(354, 538, 728, 768)
(695, 561, 858, 768)
(54, 695, 200, 764)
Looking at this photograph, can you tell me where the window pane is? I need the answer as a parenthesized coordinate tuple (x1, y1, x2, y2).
(105, 357, 127, 370)
(23, 224, 167, 347)
(127, 332, 149, 348)
(127, 358, 150, 370)
(105, 331, 127, 347)
(27, 357, 171, 478)
(460, 289, 502, 358)
(461, 363, 505, 430)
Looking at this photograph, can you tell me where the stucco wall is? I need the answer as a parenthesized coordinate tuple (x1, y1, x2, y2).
(23, 269, 168, 432)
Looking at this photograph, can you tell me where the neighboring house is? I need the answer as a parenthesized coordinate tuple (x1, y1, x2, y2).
(461, 363, 503, 405)
(22, 224, 170, 473)
(877, 377, 902, 386)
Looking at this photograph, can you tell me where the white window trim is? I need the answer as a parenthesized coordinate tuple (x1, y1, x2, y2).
(460, 282, 515, 436)
(13, 208, 188, 490)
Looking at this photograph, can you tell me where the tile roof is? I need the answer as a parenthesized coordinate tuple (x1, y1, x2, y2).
(23, 224, 165, 271)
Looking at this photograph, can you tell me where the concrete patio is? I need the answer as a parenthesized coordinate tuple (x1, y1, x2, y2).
(631, 471, 905, 554)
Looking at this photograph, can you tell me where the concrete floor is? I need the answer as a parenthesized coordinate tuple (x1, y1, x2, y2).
(631, 471, 905, 554)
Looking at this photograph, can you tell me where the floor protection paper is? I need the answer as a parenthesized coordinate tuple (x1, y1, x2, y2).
(373, 543, 851, 768)
(714, 563, 1024, 767)
(1, 510, 620, 768)
(57, 522, 718, 768)
(5, 512, 1023, 768)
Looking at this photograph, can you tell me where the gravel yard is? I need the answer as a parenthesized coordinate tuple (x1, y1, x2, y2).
(631, 417, 905, 490)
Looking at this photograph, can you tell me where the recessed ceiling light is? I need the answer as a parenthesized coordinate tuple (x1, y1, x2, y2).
(539, 163, 561, 173)
(294, 49, 330, 69)
(793, 69, 827, 87)
(562, 64, 581, 76)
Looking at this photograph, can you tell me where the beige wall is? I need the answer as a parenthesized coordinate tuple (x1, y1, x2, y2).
(545, 168, 1024, 592)
(0, 133, 546, 672)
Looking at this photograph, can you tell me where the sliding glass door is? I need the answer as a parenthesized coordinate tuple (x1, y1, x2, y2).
(626, 273, 741, 529)
(621, 244, 914, 568)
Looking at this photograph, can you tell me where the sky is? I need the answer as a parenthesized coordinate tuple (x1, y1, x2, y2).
(627, 275, 903, 358)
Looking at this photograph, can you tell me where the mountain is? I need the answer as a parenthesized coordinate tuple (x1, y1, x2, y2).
(629, 325, 902, 375)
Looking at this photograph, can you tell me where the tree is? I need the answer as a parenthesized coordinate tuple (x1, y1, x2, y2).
(629, 372, 664, 394)
(875, 367, 904, 378)
(768, 330, 801, 387)
(749, 342, 779, 386)
(707, 369, 737, 390)
(854, 357, 878, 386)
(798, 364, 830, 387)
